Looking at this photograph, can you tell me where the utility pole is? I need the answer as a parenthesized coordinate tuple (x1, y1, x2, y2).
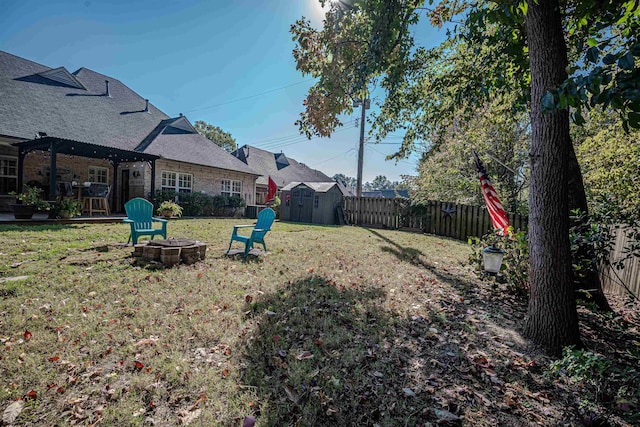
(353, 97, 369, 197)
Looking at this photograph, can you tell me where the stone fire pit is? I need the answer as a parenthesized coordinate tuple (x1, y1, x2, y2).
(133, 238, 207, 267)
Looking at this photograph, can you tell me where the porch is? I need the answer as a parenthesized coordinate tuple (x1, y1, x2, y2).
(12, 136, 160, 215)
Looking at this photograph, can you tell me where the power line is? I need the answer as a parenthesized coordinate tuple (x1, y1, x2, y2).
(254, 126, 356, 151)
(311, 148, 357, 167)
(248, 120, 357, 150)
(366, 144, 415, 167)
(178, 78, 315, 114)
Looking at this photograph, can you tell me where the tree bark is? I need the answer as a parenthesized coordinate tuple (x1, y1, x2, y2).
(524, 0, 582, 355)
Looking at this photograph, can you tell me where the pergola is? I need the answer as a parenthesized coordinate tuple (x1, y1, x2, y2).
(14, 136, 160, 211)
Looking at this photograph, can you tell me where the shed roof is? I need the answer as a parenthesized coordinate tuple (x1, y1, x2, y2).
(280, 181, 347, 194)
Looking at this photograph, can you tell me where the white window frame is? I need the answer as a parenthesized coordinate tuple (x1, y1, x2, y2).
(221, 179, 242, 197)
(88, 166, 109, 184)
(0, 156, 18, 194)
(161, 170, 193, 193)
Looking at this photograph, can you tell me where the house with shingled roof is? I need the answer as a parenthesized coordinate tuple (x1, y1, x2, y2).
(0, 50, 260, 212)
(231, 145, 337, 205)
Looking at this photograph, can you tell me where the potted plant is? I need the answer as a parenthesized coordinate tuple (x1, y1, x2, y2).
(157, 200, 183, 219)
(9, 186, 50, 219)
(56, 198, 82, 219)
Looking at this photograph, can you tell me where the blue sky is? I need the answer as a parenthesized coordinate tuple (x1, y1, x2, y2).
(1, 0, 447, 183)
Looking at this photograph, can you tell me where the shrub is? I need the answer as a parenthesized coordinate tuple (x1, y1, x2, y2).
(547, 346, 639, 421)
(269, 195, 281, 217)
(151, 190, 247, 217)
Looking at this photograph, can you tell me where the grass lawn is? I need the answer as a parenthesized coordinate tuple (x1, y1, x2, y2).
(0, 219, 638, 426)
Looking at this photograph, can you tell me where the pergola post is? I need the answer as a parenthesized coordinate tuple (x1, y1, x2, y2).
(111, 160, 119, 213)
(17, 148, 25, 193)
(49, 139, 57, 200)
(150, 159, 156, 199)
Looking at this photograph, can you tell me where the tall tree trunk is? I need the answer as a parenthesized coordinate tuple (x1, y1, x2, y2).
(567, 145, 612, 311)
(524, 0, 582, 355)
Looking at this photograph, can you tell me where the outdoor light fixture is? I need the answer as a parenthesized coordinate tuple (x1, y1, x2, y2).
(482, 246, 505, 274)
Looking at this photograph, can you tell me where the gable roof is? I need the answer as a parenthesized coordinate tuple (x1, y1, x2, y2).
(0, 50, 258, 176)
(280, 181, 348, 194)
(231, 145, 333, 187)
(37, 67, 86, 90)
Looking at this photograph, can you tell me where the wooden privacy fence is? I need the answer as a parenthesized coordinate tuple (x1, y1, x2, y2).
(600, 226, 640, 297)
(343, 197, 528, 241)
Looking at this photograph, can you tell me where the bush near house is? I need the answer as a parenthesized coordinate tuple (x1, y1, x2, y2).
(152, 190, 246, 217)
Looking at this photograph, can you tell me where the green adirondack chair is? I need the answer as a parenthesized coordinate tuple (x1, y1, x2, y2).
(227, 208, 275, 257)
(123, 198, 167, 245)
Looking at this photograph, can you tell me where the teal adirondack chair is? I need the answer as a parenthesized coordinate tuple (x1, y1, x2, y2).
(123, 198, 167, 245)
(227, 208, 275, 257)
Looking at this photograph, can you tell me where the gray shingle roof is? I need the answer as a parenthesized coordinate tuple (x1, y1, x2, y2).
(231, 145, 333, 187)
(0, 50, 258, 175)
(280, 181, 347, 194)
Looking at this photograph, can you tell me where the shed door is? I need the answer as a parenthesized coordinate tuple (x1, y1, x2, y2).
(291, 187, 313, 223)
(300, 188, 313, 223)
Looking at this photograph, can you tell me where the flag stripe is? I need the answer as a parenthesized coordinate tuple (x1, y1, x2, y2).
(473, 151, 510, 235)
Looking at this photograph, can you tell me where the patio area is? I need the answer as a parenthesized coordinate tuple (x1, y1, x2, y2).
(0, 211, 125, 225)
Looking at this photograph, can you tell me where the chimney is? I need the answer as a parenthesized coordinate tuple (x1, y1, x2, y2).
(105, 80, 110, 97)
(179, 113, 183, 117)
(144, 99, 149, 113)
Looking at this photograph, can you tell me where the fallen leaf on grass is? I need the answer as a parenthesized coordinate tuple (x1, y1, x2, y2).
(178, 408, 201, 425)
(326, 406, 339, 415)
(48, 356, 60, 362)
(135, 337, 158, 346)
(3, 400, 24, 425)
(23, 330, 32, 341)
(134, 361, 144, 370)
(284, 385, 299, 403)
(296, 351, 313, 360)
(402, 387, 416, 397)
(434, 408, 460, 422)
(23, 390, 37, 400)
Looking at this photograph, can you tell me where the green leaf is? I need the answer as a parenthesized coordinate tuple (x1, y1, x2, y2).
(629, 112, 640, 129)
(541, 91, 556, 112)
(586, 38, 598, 47)
(618, 52, 635, 70)
(573, 110, 586, 126)
(559, 93, 568, 109)
(586, 47, 599, 64)
(632, 44, 640, 57)
(602, 54, 617, 65)
(517, 2, 527, 15)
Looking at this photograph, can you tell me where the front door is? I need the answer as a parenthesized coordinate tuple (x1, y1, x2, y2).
(120, 169, 130, 212)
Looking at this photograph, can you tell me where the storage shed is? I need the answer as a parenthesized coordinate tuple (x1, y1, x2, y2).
(280, 181, 346, 225)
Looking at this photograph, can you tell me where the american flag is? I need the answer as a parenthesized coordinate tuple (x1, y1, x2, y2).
(473, 151, 510, 236)
(266, 176, 278, 204)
